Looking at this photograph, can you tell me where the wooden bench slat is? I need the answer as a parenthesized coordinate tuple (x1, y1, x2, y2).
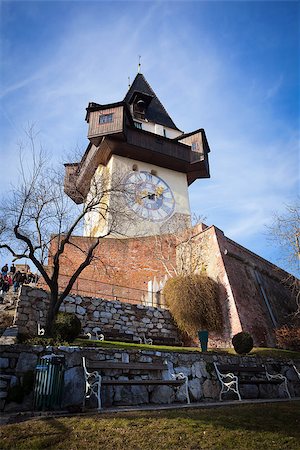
(87, 362, 167, 371)
(218, 365, 265, 373)
(239, 379, 282, 385)
(101, 379, 185, 385)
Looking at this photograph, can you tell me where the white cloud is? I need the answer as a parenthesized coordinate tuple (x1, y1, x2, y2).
(0, 1, 298, 273)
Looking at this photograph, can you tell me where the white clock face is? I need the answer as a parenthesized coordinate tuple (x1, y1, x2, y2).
(124, 171, 175, 222)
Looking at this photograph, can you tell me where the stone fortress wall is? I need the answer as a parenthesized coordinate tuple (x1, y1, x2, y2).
(46, 223, 298, 348)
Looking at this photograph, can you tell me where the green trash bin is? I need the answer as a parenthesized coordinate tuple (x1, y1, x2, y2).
(34, 354, 65, 411)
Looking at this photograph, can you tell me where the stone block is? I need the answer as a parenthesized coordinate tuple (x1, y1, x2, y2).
(0, 358, 9, 369)
(139, 356, 153, 363)
(121, 353, 129, 363)
(188, 378, 203, 401)
(9, 375, 18, 387)
(142, 317, 151, 324)
(16, 353, 38, 373)
(174, 366, 191, 377)
(65, 304, 75, 313)
(0, 379, 8, 388)
(76, 305, 86, 315)
(192, 361, 209, 379)
(114, 304, 122, 309)
(75, 296, 83, 305)
(150, 385, 175, 404)
(62, 366, 85, 408)
(100, 312, 112, 319)
(18, 314, 28, 321)
(114, 385, 149, 405)
(202, 379, 220, 400)
(27, 289, 48, 299)
(91, 298, 101, 307)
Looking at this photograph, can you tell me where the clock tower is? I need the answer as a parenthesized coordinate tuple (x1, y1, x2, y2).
(64, 73, 211, 237)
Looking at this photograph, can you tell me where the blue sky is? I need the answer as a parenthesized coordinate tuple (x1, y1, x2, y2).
(0, 0, 299, 274)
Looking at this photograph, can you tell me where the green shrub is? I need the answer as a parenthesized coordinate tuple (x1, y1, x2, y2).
(51, 312, 81, 342)
(163, 274, 222, 338)
(232, 332, 254, 354)
(275, 326, 300, 351)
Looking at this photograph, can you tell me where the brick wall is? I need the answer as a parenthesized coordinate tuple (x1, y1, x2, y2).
(48, 234, 177, 297)
(44, 225, 298, 348)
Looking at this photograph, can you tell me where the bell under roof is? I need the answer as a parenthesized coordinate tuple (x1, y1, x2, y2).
(123, 73, 181, 131)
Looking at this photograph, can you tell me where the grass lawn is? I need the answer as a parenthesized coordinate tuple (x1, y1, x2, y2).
(1, 402, 299, 450)
(74, 338, 300, 360)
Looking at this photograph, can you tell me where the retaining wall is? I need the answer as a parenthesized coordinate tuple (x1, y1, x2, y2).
(14, 286, 181, 344)
(0, 344, 299, 412)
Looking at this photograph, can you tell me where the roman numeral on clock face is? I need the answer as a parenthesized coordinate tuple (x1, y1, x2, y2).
(124, 171, 175, 222)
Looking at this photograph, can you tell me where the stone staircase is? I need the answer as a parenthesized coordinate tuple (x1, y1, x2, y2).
(0, 289, 19, 312)
(0, 289, 19, 344)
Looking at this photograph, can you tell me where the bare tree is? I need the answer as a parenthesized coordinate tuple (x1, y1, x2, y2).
(154, 216, 208, 278)
(0, 127, 130, 334)
(268, 199, 300, 317)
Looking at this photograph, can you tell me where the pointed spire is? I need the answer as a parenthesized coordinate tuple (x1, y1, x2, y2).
(138, 55, 141, 73)
(124, 73, 181, 131)
(128, 76, 131, 89)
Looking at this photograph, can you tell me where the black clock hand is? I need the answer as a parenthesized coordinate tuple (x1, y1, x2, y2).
(140, 193, 155, 200)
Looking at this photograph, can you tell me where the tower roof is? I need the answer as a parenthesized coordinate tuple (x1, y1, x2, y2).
(124, 73, 181, 131)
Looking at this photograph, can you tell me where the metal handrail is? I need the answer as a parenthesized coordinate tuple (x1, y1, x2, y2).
(39, 273, 166, 308)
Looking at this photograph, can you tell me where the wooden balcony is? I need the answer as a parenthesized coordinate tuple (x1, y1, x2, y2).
(64, 114, 210, 203)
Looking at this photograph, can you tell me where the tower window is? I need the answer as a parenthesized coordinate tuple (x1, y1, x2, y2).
(163, 128, 167, 138)
(99, 113, 114, 124)
(132, 164, 138, 171)
(134, 121, 142, 129)
(191, 141, 199, 152)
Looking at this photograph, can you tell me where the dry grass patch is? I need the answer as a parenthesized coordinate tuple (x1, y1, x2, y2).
(1, 402, 300, 450)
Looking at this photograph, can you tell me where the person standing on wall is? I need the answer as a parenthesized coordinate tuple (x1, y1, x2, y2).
(13, 271, 23, 293)
(1, 264, 8, 277)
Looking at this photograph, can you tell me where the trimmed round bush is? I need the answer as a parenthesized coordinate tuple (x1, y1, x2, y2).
(232, 331, 254, 354)
(51, 312, 81, 342)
